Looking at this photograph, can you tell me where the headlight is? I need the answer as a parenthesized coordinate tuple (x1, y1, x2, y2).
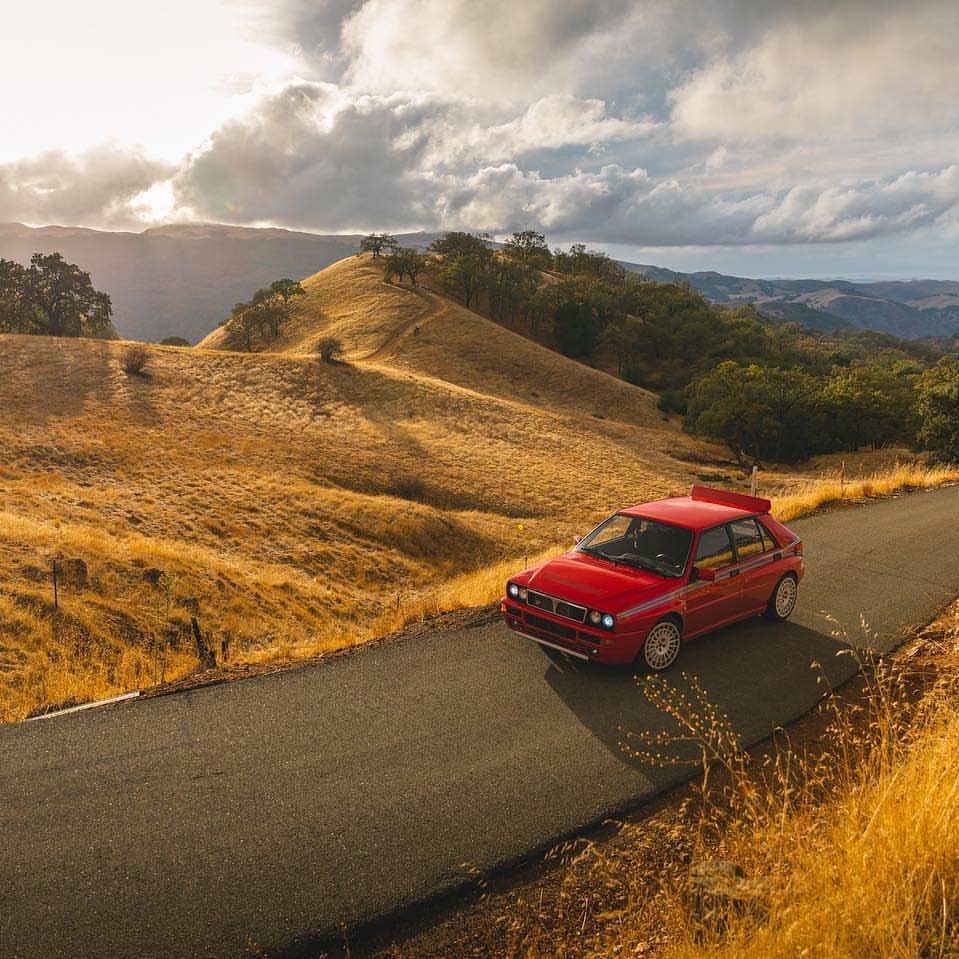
(602, 614, 615, 629)
(508, 583, 519, 598)
(589, 610, 602, 625)
(518, 587, 528, 601)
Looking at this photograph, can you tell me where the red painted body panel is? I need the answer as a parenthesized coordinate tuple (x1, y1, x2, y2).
(502, 487, 804, 666)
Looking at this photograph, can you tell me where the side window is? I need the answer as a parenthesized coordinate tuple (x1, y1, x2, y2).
(730, 519, 765, 560)
(756, 519, 778, 552)
(694, 526, 735, 571)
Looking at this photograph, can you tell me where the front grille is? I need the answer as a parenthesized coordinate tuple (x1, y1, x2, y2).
(525, 612, 577, 641)
(526, 590, 587, 624)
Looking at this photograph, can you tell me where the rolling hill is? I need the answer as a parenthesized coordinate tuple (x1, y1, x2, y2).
(626, 264, 959, 339)
(0, 254, 725, 721)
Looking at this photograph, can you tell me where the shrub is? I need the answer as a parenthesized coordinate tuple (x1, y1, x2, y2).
(120, 343, 149, 375)
(317, 336, 344, 363)
(387, 475, 426, 501)
(159, 336, 190, 347)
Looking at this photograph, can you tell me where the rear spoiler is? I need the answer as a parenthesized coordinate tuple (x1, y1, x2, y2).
(690, 485, 771, 514)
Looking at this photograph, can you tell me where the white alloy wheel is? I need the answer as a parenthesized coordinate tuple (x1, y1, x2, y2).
(642, 619, 682, 671)
(769, 575, 798, 621)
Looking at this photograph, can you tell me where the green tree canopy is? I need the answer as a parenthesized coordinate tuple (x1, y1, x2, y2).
(360, 233, 398, 257)
(917, 358, 959, 462)
(0, 253, 112, 337)
(503, 230, 551, 269)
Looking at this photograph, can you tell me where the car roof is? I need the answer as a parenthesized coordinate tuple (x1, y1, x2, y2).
(619, 486, 769, 530)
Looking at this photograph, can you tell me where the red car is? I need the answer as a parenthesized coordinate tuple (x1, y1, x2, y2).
(502, 486, 804, 670)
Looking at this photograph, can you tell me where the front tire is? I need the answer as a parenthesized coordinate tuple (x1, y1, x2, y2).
(765, 574, 798, 621)
(641, 618, 682, 671)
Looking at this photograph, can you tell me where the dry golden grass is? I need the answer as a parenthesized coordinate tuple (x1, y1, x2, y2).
(409, 606, 959, 959)
(771, 462, 959, 523)
(1, 255, 719, 721)
(650, 610, 959, 959)
(4, 255, 955, 723)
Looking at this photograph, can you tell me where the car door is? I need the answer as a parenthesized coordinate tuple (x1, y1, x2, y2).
(728, 517, 780, 614)
(685, 524, 742, 637)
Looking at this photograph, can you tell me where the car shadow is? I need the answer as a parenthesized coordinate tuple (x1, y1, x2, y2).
(541, 616, 860, 769)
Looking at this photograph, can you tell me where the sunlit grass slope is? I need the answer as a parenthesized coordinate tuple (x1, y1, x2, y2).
(1, 258, 717, 720)
(198, 254, 666, 422)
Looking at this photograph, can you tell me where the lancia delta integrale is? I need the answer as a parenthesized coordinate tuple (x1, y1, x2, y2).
(502, 486, 804, 670)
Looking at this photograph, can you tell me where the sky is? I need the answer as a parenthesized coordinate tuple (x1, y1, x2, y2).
(3, 0, 959, 278)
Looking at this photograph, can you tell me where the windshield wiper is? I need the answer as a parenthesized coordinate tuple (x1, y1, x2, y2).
(616, 556, 662, 574)
(578, 545, 620, 566)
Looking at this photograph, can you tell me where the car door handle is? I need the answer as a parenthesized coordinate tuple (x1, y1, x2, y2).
(729, 568, 740, 577)
(773, 552, 782, 561)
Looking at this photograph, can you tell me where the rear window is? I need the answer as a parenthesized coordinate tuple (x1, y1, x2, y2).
(730, 518, 765, 559)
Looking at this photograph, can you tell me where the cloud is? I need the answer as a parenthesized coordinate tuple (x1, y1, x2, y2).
(173, 82, 656, 228)
(171, 75, 959, 249)
(0, 146, 174, 227)
(670, 1, 959, 143)
(447, 95, 658, 167)
(750, 167, 959, 243)
(174, 83, 439, 229)
(340, 0, 632, 103)
(7, 0, 959, 266)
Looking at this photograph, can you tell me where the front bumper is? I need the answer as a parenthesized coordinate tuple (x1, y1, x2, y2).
(501, 599, 625, 662)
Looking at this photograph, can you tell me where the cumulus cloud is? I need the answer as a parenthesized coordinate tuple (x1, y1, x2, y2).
(0, 146, 174, 227)
(670, 1, 959, 143)
(341, 0, 632, 102)
(173, 82, 657, 228)
(170, 70, 959, 248)
(750, 167, 959, 243)
(174, 83, 440, 228)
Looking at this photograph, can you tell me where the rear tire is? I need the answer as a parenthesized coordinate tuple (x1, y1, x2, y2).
(765, 574, 798, 621)
(640, 618, 682, 671)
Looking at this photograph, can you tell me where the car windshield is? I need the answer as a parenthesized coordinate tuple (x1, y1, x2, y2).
(576, 514, 693, 578)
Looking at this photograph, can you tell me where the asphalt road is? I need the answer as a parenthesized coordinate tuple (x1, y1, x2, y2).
(3, 487, 959, 959)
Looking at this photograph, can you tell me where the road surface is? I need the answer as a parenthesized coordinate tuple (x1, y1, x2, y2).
(2, 486, 958, 958)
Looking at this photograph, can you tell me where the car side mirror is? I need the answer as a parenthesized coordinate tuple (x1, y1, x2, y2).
(692, 566, 715, 582)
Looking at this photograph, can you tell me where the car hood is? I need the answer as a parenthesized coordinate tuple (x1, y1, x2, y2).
(524, 552, 674, 612)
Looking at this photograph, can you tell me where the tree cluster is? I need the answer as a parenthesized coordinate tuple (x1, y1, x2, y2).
(359, 230, 959, 465)
(0, 253, 113, 338)
(225, 278, 306, 352)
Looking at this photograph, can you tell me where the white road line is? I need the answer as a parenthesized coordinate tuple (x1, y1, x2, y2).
(26, 690, 140, 721)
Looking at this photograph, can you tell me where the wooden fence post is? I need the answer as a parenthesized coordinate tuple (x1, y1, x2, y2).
(190, 617, 217, 670)
(52, 559, 59, 611)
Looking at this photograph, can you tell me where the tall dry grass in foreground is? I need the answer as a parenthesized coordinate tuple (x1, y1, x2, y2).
(506, 608, 959, 959)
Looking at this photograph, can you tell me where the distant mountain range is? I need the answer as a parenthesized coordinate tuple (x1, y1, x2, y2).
(2, 221, 958, 342)
(0, 222, 362, 343)
(625, 264, 959, 339)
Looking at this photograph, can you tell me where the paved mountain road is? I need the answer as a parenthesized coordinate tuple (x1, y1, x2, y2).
(2, 487, 959, 958)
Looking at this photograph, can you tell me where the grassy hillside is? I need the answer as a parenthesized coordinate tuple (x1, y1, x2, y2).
(199, 255, 668, 421)
(1, 256, 721, 721)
